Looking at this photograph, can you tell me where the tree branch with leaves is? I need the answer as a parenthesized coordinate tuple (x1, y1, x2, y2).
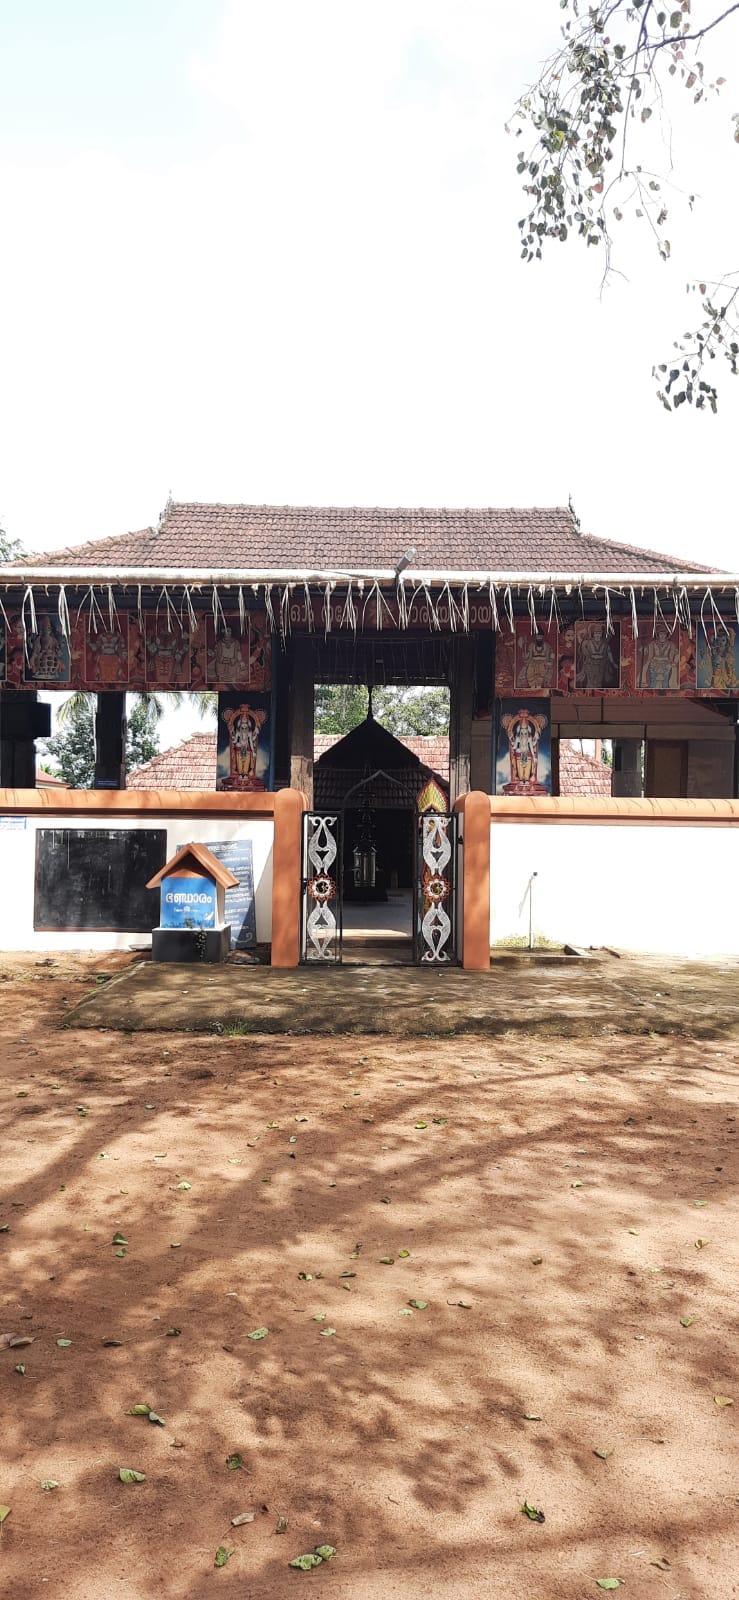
(510, 0, 739, 409)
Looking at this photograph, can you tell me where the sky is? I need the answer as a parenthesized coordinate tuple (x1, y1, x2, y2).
(1, 1, 737, 747)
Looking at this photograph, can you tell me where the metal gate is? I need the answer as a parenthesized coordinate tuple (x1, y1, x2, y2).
(300, 812, 342, 964)
(414, 811, 459, 965)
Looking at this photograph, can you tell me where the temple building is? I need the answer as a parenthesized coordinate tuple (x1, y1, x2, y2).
(0, 500, 737, 965)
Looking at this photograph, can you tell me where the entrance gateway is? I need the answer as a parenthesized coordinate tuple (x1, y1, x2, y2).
(300, 807, 458, 965)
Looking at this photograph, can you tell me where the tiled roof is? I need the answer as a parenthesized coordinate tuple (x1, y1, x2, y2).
(128, 733, 217, 790)
(128, 730, 450, 788)
(25, 502, 711, 575)
(559, 741, 612, 796)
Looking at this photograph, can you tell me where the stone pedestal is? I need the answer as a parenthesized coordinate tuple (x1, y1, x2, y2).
(151, 925, 232, 964)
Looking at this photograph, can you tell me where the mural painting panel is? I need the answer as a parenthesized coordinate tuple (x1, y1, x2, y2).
(515, 621, 558, 694)
(145, 618, 191, 689)
(22, 615, 71, 685)
(216, 690, 273, 792)
(697, 623, 739, 694)
(83, 620, 130, 687)
(495, 698, 552, 796)
(574, 619, 620, 691)
(206, 614, 271, 690)
(493, 629, 516, 696)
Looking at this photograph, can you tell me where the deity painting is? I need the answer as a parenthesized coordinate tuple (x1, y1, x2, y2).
(574, 619, 620, 690)
(495, 698, 552, 795)
(515, 622, 557, 693)
(206, 614, 271, 690)
(84, 622, 129, 687)
(636, 622, 680, 690)
(23, 615, 71, 684)
(697, 622, 739, 694)
(216, 690, 272, 792)
(145, 619, 191, 689)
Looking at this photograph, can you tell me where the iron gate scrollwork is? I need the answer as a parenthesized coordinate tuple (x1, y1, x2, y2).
(301, 812, 342, 964)
(414, 811, 458, 965)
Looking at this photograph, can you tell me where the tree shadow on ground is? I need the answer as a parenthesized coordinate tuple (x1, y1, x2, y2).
(0, 967, 737, 1599)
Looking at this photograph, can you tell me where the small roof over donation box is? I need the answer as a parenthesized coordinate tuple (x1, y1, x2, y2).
(146, 841, 240, 891)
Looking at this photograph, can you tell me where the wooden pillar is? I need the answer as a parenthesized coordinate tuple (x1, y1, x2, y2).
(455, 790, 491, 971)
(289, 637, 314, 807)
(449, 638, 474, 805)
(271, 787, 305, 967)
(94, 691, 127, 789)
(0, 691, 50, 787)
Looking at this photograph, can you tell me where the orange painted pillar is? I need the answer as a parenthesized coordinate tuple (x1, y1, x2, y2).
(456, 790, 491, 971)
(271, 788, 306, 968)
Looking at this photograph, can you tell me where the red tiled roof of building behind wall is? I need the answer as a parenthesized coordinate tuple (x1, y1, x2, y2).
(127, 730, 611, 795)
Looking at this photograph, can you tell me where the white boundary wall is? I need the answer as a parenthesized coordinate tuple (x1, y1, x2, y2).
(0, 810, 274, 952)
(490, 813, 739, 956)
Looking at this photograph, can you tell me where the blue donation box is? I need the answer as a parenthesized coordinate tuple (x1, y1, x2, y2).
(146, 842, 240, 964)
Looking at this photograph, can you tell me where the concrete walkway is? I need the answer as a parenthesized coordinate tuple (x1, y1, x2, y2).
(65, 952, 739, 1039)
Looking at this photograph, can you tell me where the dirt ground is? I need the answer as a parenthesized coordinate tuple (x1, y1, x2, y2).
(0, 954, 737, 1600)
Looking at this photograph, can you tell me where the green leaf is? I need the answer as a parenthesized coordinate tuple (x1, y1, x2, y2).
(313, 1313, 326, 1322)
(714, 1395, 733, 1407)
(379, 1257, 394, 1265)
(56, 1339, 72, 1348)
(111, 1233, 128, 1246)
(651, 1558, 671, 1570)
(148, 1412, 165, 1426)
(523, 1413, 542, 1421)
(457, 1300, 472, 1309)
(176, 1182, 191, 1191)
(694, 1199, 707, 1207)
(14, 1364, 25, 1375)
(128, 1404, 152, 1417)
(289, 1554, 323, 1570)
(695, 1238, 709, 1248)
(226, 1453, 244, 1470)
(320, 1327, 337, 1338)
(247, 1327, 268, 1340)
(522, 1500, 545, 1522)
(398, 1249, 410, 1259)
(118, 1468, 146, 1484)
(40, 1480, 59, 1492)
(315, 1545, 336, 1560)
(596, 1583, 622, 1592)
(415, 1122, 428, 1129)
(409, 1300, 428, 1310)
(679, 1316, 695, 1327)
(115, 1248, 126, 1258)
(398, 1309, 413, 1316)
(593, 1447, 612, 1460)
(214, 1546, 234, 1568)
(0, 1506, 11, 1524)
(166, 1327, 181, 1337)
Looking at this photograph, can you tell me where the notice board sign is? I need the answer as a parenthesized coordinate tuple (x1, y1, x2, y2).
(34, 828, 166, 932)
(208, 840, 257, 948)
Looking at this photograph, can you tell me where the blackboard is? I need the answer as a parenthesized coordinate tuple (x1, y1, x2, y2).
(34, 828, 167, 932)
(208, 839, 257, 948)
